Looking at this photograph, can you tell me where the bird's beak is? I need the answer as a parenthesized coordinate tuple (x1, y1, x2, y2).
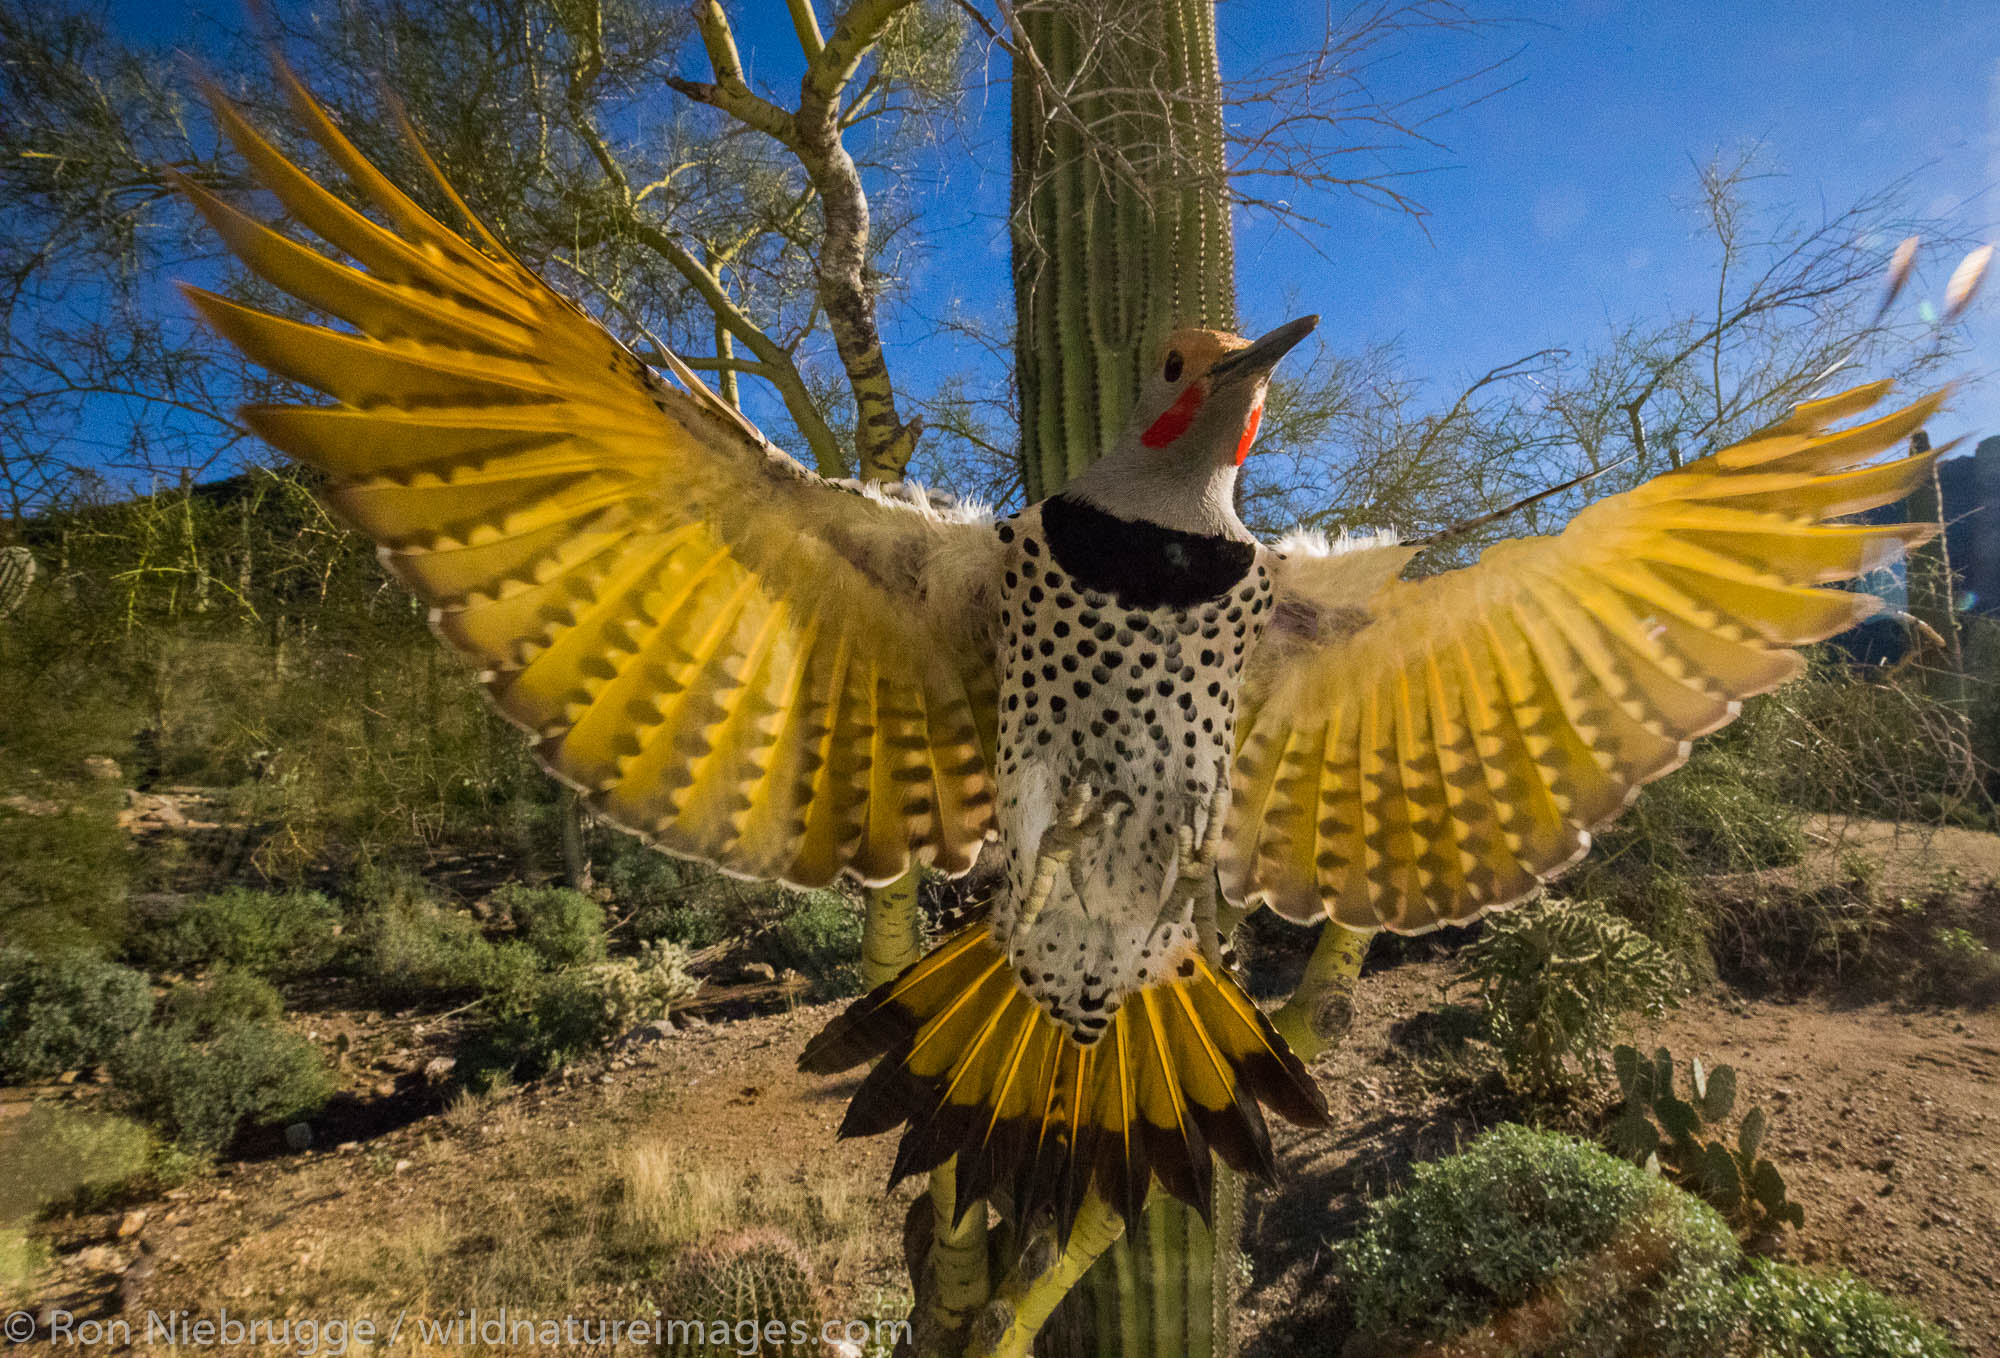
(1209, 315, 1317, 385)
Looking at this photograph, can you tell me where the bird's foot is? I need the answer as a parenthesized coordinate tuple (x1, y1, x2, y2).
(1017, 782, 1128, 934)
(1159, 759, 1233, 953)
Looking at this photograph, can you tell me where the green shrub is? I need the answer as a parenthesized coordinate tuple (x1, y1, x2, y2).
(635, 900, 728, 949)
(130, 887, 342, 979)
(1759, 654, 1989, 827)
(1606, 746, 1807, 878)
(0, 790, 131, 955)
(0, 1103, 155, 1220)
(1570, 729, 1805, 979)
(0, 948, 154, 1081)
(1455, 897, 1683, 1093)
(1336, 1124, 1738, 1354)
(112, 1017, 332, 1154)
(1, 1226, 46, 1303)
(158, 970, 285, 1034)
(471, 970, 604, 1079)
(472, 941, 699, 1080)
(602, 837, 839, 954)
(596, 838, 726, 946)
(1714, 868, 2000, 1005)
(763, 889, 864, 999)
(358, 891, 534, 1004)
(496, 885, 606, 968)
(1726, 1258, 1962, 1357)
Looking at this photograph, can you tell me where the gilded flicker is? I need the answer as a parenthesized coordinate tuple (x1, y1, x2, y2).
(185, 77, 1948, 1233)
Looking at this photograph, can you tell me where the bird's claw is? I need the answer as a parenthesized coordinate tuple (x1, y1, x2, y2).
(1159, 760, 1233, 951)
(1018, 782, 1128, 934)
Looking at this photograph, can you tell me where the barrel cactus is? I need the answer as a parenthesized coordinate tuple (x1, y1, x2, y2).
(662, 1229, 825, 1358)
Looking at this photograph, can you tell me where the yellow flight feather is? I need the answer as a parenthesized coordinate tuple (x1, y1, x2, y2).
(183, 76, 1003, 891)
(1227, 383, 1948, 930)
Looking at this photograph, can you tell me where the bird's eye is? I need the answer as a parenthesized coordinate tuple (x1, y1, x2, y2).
(1163, 351, 1184, 383)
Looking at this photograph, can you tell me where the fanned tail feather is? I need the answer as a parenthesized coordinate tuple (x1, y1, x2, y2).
(799, 925, 1329, 1231)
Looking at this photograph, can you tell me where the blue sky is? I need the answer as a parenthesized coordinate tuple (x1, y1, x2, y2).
(94, 0, 2000, 484)
(1208, 0, 2000, 449)
(834, 0, 1998, 471)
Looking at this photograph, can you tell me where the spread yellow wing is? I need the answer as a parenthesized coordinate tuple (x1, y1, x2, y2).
(182, 76, 1000, 888)
(1224, 383, 1946, 931)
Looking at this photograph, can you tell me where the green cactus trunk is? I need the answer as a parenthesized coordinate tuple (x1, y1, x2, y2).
(1058, 1180, 1243, 1358)
(1004, 4, 1243, 1354)
(1013, 0, 1235, 503)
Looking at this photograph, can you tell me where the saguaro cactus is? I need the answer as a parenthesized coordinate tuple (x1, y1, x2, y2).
(1012, 0, 1235, 504)
(1010, 6, 1240, 1350)
(1004, 6, 1367, 1355)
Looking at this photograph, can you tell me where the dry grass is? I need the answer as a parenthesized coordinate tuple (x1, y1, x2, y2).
(614, 1138, 874, 1283)
(439, 1076, 522, 1138)
(113, 1078, 891, 1358)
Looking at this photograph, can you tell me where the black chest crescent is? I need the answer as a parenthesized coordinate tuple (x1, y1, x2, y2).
(1040, 496, 1256, 609)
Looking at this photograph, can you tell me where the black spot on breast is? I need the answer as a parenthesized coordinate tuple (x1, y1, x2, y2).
(1041, 496, 1256, 608)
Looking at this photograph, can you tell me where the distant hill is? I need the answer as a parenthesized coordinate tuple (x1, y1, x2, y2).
(1863, 434, 1999, 616)
(1944, 436, 2000, 616)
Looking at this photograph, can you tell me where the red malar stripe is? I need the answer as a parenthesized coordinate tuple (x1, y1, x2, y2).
(1142, 384, 1206, 448)
(1234, 402, 1264, 465)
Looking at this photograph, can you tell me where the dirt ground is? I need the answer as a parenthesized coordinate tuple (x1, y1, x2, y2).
(1245, 964, 2000, 1356)
(16, 975, 1999, 1354)
(10, 820, 2000, 1354)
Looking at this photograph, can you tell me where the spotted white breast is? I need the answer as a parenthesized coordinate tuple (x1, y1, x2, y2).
(988, 496, 1276, 1040)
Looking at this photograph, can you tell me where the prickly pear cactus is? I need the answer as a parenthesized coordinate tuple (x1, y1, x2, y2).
(0, 546, 34, 621)
(1609, 1044, 1804, 1231)
(663, 1229, 824, 1357)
